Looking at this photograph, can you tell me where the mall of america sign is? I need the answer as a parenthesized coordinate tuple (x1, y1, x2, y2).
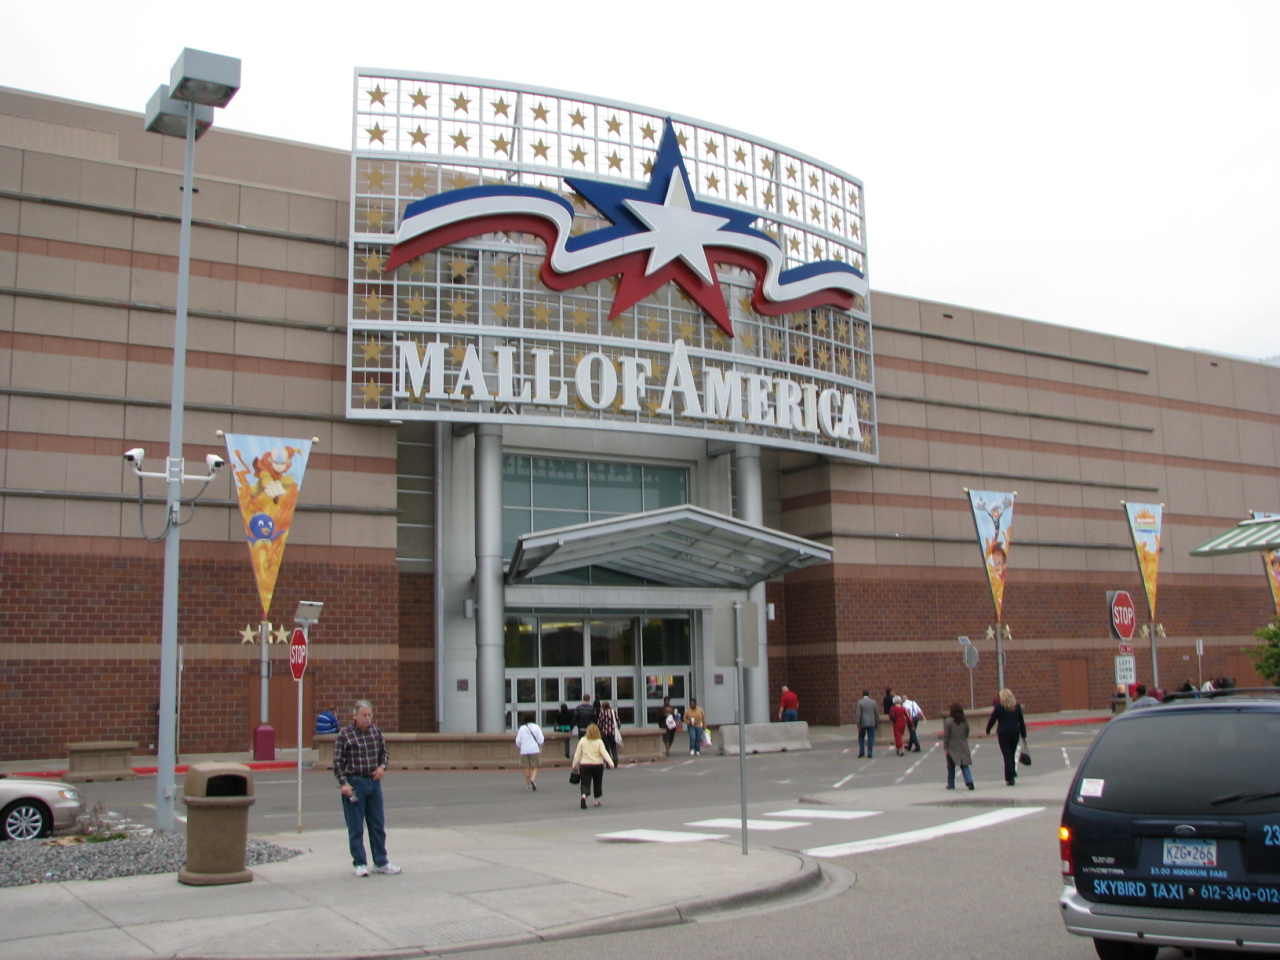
(346, 72, 877, 462)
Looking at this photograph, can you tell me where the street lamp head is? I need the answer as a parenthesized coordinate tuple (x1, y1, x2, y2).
(169, 48, 241, 108)
(145, 85, 214, 140)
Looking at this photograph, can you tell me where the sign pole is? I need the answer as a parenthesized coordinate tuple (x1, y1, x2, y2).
(734, 600, 748, 855)
(297, 650, 303, 834)
(288, 623, 310, 833)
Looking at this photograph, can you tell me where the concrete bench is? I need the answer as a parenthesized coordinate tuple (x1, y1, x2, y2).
(65, 741, 138, 782)
(713, 721, 811, 755)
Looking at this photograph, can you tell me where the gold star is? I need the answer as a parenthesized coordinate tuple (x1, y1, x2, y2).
(240, 624, 257, 644)
(363, 168, 388, 190)
(272, 624, 291, 645)
(817, 346, 830, 368)
(361, 339, 384, 361)
(851, 221, 860, 239)
(449, 171, 471, 190)
(568, 108, 588, 128)
(491, 300, 510, 321)
(448, 256, 473, 279)
(740, 331, 756, 354)
(492, 97, 511, 117)
(532, 302, 551, 326)
(705, 173, 720, 192)
(735, 180, 748, 199)
(703, 138, 718, 156)
(832, 213, 842, 229)
(363, 207, 386, 229)
(678, 320, 695, 341)
(645, 395, 662, 417)
(366, 123, 386, 144)
(642, 158, 654, 176)
(711, 328, 727, 347)
(857, 357, 868, 379)
(407, 169, 431, 193)
(761, 156, 775, 175)
(361, 252, 385, 275)
(361, 291, 385, 315)
(788, 235, 800, 252)
(794, 342, 808, 364)
(571, 306, 590, 328)
(676, 131, 688, 149)
(643, 315, 662, 337)
(816, 313, 828, 334)
(812, 242, 824, 258)
(403, 293, 429, 316)
(606, 115, 622, 135)
(490, 259, 511, 281)
(531, 102, 550, 122)
(607, 150, 623, 171)
(738, 294, 754, 313)
(785, 164, 797, 180)
(762, 187, 775, 207)
(810, 204, 822, 222)
(368, 85, 387, 106)
(532, 138, 550, 160)
(855, 324, 867, 346)
(769, 336, 783, 357)
(448, 296, 471, 320)
(407, 257, 428, 278)
(640, 122, 657, 141)
(859, 395, 871, 417)
(410, 125, 429, 147)
(838, 352, 851, 374)
(809, 172, 819, 189)
(448, 341, 468, 364)
(830, 182, 841, 197)
(452, 93, 471, 113)
(451, 129, 471, 151)
(734, 146, 747, 164)
(361, 379, 384, 404)
(836, 320, 849, 341)
(491, 134, 512, 155)
(410, 88, 429, 109)
(569, 144, 588, 165)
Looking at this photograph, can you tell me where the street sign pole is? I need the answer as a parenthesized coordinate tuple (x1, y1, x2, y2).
(734, 600, 748, 855)
(296, 641, 303, 834)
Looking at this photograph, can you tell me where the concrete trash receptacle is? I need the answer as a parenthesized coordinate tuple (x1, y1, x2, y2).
(178, 761, 255, 885)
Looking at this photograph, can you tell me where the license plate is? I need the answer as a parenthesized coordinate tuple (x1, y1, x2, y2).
(1164, 838, 1218, 867)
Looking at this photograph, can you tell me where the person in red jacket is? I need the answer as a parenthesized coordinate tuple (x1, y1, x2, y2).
(778, 686, 799, 722)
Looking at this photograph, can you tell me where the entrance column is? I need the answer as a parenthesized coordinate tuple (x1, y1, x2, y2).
(475, 423, 505, 732)
(734, 442, 770, 724)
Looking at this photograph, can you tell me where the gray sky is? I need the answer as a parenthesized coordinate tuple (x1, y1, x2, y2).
(7, 0, 1278, 359)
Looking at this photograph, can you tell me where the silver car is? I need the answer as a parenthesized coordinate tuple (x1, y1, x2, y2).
(0, 775, 82, 841)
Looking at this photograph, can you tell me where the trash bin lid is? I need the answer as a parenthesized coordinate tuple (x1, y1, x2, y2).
(183, 761, 255, 798)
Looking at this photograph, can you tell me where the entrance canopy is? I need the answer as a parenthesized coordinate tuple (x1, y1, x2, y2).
(1191, 515, 1280, 557)
(506, 505, 833, 589)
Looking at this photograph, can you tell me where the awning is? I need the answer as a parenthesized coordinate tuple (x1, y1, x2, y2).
(506, 504, 833, 589)
(1191, 516, 1280, 557)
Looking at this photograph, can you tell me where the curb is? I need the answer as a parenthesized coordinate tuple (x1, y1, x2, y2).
(9, 760, 303, 779)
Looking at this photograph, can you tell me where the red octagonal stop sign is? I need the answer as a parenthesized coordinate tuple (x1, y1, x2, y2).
(1111, 591, 1137, 641)
(288, 627, 308, 681)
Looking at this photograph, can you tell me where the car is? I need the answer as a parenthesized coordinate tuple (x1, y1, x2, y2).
(0, 774, 83, 841)
(1059, 693, 1280, 958)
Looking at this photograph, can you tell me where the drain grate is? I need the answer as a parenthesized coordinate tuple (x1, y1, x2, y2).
(392, 916, 527, 947)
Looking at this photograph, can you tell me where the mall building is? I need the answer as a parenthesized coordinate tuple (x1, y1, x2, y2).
(2, 74, 1277, 761)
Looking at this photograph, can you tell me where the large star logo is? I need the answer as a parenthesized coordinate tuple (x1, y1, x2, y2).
(562, 120, 767, 336)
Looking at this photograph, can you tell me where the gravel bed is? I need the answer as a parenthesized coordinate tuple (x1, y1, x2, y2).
(0, 835, 302, 888)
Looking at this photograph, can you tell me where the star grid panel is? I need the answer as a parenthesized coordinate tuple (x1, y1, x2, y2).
(348, 72, 877, 462)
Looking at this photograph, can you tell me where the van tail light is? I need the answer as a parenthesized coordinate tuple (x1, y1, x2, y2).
(1059, 824, 1075, 877)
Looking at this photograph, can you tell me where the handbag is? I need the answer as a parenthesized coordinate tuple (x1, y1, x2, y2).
(1019, 739, 1032, 766)
(569, 769, 581, 784)
(702, 728, 712, 747)
(614, 728, 623, 747)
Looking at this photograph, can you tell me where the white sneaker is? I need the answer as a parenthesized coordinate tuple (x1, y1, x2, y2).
(372, 863, 401, 875)
(354, 864, 369, 877)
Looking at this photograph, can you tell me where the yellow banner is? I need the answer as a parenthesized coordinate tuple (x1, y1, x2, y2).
(225, 435, 312, 619)
(967, 490, 1015, 622)
(1124, 502, 1163, 620)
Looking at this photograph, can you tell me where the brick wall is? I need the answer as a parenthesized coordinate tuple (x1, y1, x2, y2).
(397, 571, 436, 731)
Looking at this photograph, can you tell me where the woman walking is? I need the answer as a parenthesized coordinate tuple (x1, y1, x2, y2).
(942, 703, 974, 790)
(597, 700, 619, 765)
(889, 695, 909, 755)
(985, 688, 1028, 785)
(555, 702, 573, 759)
(684, 698, 706, 756)
(571, 722, 615, 808)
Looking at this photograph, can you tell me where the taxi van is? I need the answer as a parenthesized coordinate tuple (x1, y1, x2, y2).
(1059, 695, 1280, 958)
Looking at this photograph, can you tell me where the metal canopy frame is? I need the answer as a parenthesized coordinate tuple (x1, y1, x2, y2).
(506, 504, 833, 588)
(1191, 515, 1280, 557)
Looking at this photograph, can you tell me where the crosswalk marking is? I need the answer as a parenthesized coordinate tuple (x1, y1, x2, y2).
(598, 829, 727, 843)
(685, 818, 808, 831)
(765, 808, 880, 820)
(803, 806, 1045, 858)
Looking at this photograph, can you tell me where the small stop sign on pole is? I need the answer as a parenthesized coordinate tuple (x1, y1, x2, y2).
(1110, 591, 1137, 641)
(288, 627, 308, 681)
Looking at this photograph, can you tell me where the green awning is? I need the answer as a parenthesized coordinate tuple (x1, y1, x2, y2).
(1191, 516, 1280, 557)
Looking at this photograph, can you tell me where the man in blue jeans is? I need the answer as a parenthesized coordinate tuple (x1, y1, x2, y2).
(334, 700, 402, 877)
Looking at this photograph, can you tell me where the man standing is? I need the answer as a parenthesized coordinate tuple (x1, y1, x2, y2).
(334, 700, 401, 877)
(857, 690, 878, 758)
(778, 685, 799, 722)
(1129, 684, 1160, 710)
(902, 694, 925, 752)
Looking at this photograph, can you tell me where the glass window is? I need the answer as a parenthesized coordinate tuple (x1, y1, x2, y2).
(667, 674, 686, 700)
(541, 677, 559, 703)
(532, 458, 589, 510)
(515, 678, 537, 703)
(644, 465, 688, 510)
(501, 456, 531, 506)
(617, 706, 636, 725)
(590, 619, 636, 667)
(504, 617, 537, 668)
(564, 677, 583, 702)
(642, 617, 690, 665)
(540, 621, 585, 667)
(589, 461, 643, 514)
(594, 676, 613, 701)
(503, 508, 532, 557)
(616, 676, 635, 701)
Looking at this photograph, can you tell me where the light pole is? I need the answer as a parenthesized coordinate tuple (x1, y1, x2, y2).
(136, 49, 241, 833)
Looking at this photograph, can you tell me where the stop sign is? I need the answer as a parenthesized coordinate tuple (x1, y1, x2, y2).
(288, 627, 308, 681)
(1111, 591, 1137, 640)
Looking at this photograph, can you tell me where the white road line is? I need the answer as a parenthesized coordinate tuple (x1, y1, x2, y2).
(804, 806, 1045, 858)
(1062, 746, 1071, 767)
(686, 818, 809, 831)
(598, 829, 727, 843)
(894, 744, 937, 783)
(766, 809, 881, 820)
(142, 803, 186, 824)
(833, 772, 857, 788)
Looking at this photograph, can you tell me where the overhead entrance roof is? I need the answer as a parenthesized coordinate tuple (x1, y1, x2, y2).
(506, 505, 833, 589)
(1191, 516, 1280, 557)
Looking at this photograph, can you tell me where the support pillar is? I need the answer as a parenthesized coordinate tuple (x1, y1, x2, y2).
(734, 443, 770, 724)
(474, 424, 505, 732)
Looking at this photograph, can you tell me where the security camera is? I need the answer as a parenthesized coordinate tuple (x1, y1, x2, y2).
(123, 448, 145, 464)
(205, 454, 225, 472)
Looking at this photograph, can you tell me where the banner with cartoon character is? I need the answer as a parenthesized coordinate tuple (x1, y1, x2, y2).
(224, 434, 312, 619)
(1124, 502, 1163, 620)
(1251, 511, 1280, 618)
(967, 490, 1015, 622)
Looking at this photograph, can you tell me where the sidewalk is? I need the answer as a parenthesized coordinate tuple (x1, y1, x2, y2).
(0, 713, 1100, 959)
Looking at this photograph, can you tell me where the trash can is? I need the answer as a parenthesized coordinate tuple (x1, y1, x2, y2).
(178, 761, 255, 886)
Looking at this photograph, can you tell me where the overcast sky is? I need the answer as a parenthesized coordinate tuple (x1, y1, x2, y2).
(6, 1, 1278, 359)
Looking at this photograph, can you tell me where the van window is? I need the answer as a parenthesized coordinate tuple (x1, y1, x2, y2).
(1077, 709, 1280, 814)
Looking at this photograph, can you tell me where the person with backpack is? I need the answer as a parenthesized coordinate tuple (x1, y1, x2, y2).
(514, 718, 544, 791)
